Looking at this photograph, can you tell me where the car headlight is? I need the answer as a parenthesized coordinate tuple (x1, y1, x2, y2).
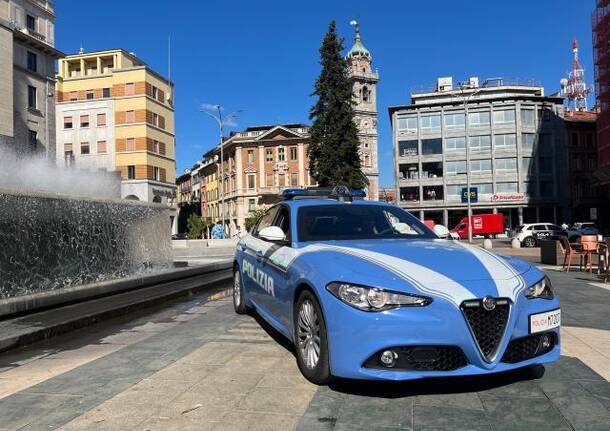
(326, 282, 432, 311)
(525, 276, 554, 300)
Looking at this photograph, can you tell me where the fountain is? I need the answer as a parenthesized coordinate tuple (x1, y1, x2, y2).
(0, 148, 172, 300)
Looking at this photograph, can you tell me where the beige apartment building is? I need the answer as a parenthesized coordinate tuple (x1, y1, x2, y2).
(0, 0, 63, 155)
(200, 124, 314, 233)
(55, 49, 176, 205)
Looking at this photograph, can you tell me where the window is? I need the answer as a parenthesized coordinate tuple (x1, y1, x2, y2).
(247, 149, 254, 163)
(539, 157, 553, 174)
(470, 159, 492, 174)
(80, 142, 90, 155)
(247, 174, 255, 189)
(586, 133, 594, 148)
(362, 86, 370, 103)
(278, 173, 286, 186)
(265, 149, 273, 162)
(266, 173, 274, 187)
(125, 83, 135, 96)
(446, 184, 467, 200)
(445, 137, 466, 152)
(252, 206, 279, 236)
(468, 111, 490, 127)
(151, 86, 158, 99)
(97, 113, 106, 127)
(80, 115, 89, 128)
(469, 135, 491, 151)
(153, 167, 160, 181)
(521, 109, 535, 126)
(421, 138, 442, 155)
(495, 158, 517, 172)
(126, 138, 135, 151)
(28, 130, 37, 151)
(522, 157, 535, 173)
(27, 51, 37, 72)
(86, 90, 94, 100)
(540, 181, 554, 196)
(588, 155, 597, 170)
(420, 114, 441, 130)
(494, 134, 516, 150)
(496, 182, 517, 193)
(26, 14, 36, 32)
(290, 146, 298, 161)
(69, 91, 78, 101)
(472, 183, 493, 195)
(152, 112, 159, 127)
(278, 147, 285, 161)
(290, 172, 298, 186)
(102, 87, 111, 98)
(493, 109, 515, 124)
(248, 198, 256, 212)
(125, 110, 135, 123)
(152, 140, 160, 153)
(63, 116, 73, 129)
(27, 85, 36, 109)
(522, 133, 536, 151)
(97, 140, 107, 153)
(397, 117, 417, 132)
(398, 140, 418, 157)
(444, 112, 465, 129)
(446, 160, 467, 175)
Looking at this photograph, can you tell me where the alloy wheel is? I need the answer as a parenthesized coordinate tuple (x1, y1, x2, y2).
(297, 299, 321, 369)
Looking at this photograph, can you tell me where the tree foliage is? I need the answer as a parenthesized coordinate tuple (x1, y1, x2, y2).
(186, 213, 207, 239)
(308, 20, 363, 189)
(245, 207, 266, 232)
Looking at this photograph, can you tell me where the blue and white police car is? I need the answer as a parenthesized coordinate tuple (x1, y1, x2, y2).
(233, 187, 561, 384)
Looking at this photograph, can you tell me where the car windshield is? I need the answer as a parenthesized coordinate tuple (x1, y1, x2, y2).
(297, 204, 436, 242)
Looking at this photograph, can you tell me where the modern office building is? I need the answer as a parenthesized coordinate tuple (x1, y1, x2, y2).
(346, 21, 379, 200)
(0, 0, 63, 155)
(55, 49, 176, 204)
(200, 124, 313, 234)
(389, 77, 567, 230)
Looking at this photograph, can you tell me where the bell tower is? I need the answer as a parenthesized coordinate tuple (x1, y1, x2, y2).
(347, 20, 379, 200)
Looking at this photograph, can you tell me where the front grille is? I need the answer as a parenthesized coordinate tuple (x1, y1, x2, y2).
(501, 332, 556, 364)
(363, 346, 468, 371)
(461, 298, 510, 362)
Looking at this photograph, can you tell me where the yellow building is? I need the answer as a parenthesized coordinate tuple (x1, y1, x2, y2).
(55, 49, 176, 204)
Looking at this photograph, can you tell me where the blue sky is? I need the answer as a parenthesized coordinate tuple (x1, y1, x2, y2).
(55, 0, 595, 187)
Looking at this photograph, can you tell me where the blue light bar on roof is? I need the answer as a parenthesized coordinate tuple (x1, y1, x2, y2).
(281, 188, 308, 199)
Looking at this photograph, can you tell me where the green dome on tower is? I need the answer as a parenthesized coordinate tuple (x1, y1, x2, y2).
(347, 20, 372, 62)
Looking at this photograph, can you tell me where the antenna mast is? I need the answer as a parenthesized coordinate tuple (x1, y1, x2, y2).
(561, 39, 591, 111)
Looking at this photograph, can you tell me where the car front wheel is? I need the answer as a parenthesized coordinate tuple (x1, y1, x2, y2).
(523, 236, 537, 248)
(294, 290, 331, 385)
(233, 268, 248, 314)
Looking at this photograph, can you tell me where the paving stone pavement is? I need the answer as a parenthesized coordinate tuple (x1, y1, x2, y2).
(0, 267, 609, 430)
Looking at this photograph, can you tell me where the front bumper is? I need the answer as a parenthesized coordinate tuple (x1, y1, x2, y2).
(321, 288, 560, 381)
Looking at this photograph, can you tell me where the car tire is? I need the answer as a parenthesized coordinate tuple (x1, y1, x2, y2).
(294, 290, 332, 385)
(527, 364, 546, 379)
(523, 237, 536, 248)
(233, 268, 248, 314)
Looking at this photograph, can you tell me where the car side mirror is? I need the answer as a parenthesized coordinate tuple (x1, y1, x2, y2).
(258, 226, 286, 242)
(433, 224, 450, 239)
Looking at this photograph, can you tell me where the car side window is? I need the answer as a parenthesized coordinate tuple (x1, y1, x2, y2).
(533, 224, 546, 231)
(252, 207, 279, 237)
(272, 206, 291, 244)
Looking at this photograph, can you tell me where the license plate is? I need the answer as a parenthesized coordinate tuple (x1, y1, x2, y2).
(530, 309, 561, 334)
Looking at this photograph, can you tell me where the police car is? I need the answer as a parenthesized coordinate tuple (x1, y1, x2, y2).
(233, 187, 560, 384)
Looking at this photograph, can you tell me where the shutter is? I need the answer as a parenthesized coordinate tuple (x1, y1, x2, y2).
(160, 168, 167, 183)
(158, 89, 165, 102)
(159, 141, 166, 155)
(158, 116, 165, 129)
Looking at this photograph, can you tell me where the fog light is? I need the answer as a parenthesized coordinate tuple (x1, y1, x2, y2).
(380, 350, 397, 368)
(541, 334, 552, 350)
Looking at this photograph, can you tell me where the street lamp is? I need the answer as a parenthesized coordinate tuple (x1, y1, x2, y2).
(200, 105, 242, 238)
(455, 79, 490, 243)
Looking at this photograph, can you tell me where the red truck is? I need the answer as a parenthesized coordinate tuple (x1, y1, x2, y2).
(450, 214, 504, 239)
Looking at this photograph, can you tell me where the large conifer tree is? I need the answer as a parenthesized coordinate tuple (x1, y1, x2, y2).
(308, 21, 363, 189)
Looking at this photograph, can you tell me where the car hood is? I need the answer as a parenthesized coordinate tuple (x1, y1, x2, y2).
(295, 239, 535, 306)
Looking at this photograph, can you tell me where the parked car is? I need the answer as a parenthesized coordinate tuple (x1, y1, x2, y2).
(566, 222, 599, 241)
(512, 223, 567, 248)
(450, 214, 504, 239)
(171, 233, 188, 240)
(233, 187, 560, 384)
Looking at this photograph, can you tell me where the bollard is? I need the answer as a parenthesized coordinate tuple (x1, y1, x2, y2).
(483, 238, 493, 250)
(511, 238, 521, 249)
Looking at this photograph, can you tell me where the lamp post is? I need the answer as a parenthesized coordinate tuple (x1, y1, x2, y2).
(200, 105, 242, 238)
(455, 79, 489, 243)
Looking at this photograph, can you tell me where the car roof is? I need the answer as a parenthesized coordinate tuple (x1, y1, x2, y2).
(281, 198, 393, 211)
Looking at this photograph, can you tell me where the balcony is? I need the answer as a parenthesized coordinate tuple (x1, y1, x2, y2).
(399, 187, 420, 203)
(423, 185, 443, 201)
(421, 162, 443, 179)
(398, 163, 419, 180)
